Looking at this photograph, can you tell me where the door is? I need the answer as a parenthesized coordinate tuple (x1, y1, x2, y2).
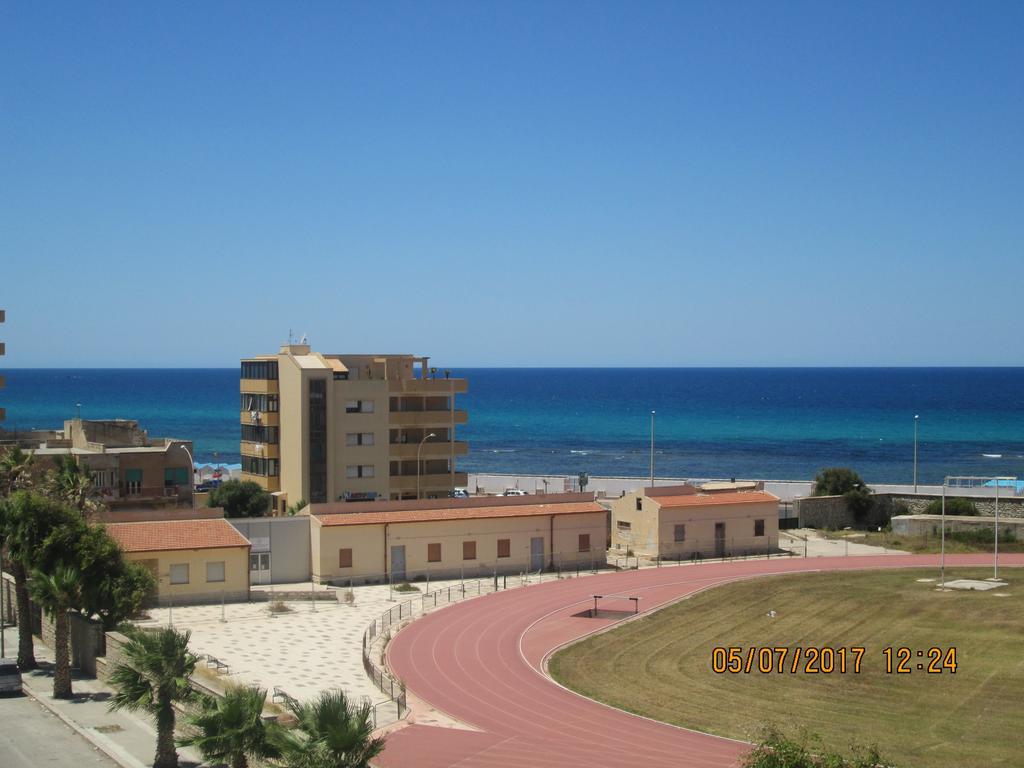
(249, 552, 271, 585)
(391, 545, 406, 582)
(714, 523, 726, 558)
(530, 537, 545, 571)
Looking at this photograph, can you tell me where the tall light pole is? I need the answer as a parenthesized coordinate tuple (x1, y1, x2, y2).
(913, 415, 919, 493)
(994, 478, 1000, 581)
(649, 411, 656, 489)
(179, 444, 196, 514)
(416, 433, 436, 500)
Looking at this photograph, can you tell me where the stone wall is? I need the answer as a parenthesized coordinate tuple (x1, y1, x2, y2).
(38, 608, 106, 677)
(885, 494, 1024, 519)
(795, 495, 854, 529)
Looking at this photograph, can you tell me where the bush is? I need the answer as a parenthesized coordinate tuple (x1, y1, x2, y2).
(812, 468, 868, 497)
(393, 581, 420, 593)
(207, 480, 271, 517)
(742, 726, 893, 768)
(925, 497, 979, 516)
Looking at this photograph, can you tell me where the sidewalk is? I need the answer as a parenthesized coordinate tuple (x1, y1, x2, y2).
(3, 626, 205, 768)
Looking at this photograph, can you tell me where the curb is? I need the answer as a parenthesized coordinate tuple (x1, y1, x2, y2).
(22, 679, 148, 768)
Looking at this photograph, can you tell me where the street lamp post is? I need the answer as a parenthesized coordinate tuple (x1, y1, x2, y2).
(179, 444, 196, 514)
(913, 415, 919, 493)
(416, 433, 436, 500)
(649, 411, 656, 489)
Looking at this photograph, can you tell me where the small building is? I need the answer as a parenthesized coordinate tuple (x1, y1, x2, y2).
(309, 492, 607, 584)
(10, 418, 194, 509)
(106, 518, 251, 605)
(611, 484, 779, 559)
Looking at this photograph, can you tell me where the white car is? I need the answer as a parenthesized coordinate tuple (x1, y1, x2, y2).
(449, 488, 470, 499)
(503, 488, 528, 496)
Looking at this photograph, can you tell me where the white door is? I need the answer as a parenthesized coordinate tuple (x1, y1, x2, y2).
(249, 552, 271, 585)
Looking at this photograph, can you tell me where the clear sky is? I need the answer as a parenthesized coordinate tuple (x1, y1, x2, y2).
(2, 1, 1021, 368)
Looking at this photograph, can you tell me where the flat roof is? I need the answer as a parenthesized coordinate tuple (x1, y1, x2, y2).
(106, 518, 250, 553)
(653, 490, 779, 508)
(316, 500, 606, 527)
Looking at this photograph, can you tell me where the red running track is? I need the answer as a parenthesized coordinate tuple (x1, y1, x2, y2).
(378, 554, 1022, 768)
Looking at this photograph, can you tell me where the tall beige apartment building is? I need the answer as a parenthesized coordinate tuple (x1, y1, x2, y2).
(240, 343, 468, 513)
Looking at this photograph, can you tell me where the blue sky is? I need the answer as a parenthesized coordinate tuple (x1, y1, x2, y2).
(2, 1, 1022, 367)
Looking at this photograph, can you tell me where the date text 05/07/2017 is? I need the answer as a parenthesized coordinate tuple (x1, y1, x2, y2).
(710, 646, 958, 674)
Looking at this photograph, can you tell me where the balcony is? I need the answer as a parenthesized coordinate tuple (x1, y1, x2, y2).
(389, 378, 468, 395)
(240, 411, 280, 427)
(388, 440, 468, 460)
(240, 441, 280, 459)
(241, 471, 280, 492)
(389, 472, 468, 493)
(389, 409, 468, 427)
(240, 379, 278, 395)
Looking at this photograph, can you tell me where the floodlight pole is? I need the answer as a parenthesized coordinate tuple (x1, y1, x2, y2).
(913, 415, 919, 493)
(994, 480, 1000, 581)
(939, 483, 946, 588)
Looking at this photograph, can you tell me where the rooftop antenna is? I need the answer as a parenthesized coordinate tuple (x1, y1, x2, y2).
(299, 332, 308, 345)
(287, 329, 294, 344)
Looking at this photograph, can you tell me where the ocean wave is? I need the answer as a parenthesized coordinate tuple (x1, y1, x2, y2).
(982, 453, 1003, 458)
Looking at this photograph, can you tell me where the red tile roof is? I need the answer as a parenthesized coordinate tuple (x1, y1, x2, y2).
(106, 519, 250, 553)
(316, 501, 606, 527)
(653, 490, 779, 508)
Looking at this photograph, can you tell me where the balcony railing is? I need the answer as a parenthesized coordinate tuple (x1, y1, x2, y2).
(389, 472, 468, 492)
(389, 378, 468, 395)
(389, 409, 467, 427)
(239, 411, 280, 427)
(240, 441, 280, 459)
(239, 379, 279, 395)
(388, 440, 468, 459)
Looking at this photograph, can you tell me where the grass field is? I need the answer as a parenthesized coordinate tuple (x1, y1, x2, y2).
(820, 528, 1024, 554)
(549, 568, 1022, 768)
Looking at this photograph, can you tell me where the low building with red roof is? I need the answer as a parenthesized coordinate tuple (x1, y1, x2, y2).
(106, 518, 251, 605)
(610, 483, 780, 559)
(309, 492, 607, 584)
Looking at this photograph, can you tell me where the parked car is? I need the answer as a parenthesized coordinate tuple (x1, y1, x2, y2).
(0, 658, 23, 695)
(503, 488, 528, 496)
(449, 488, 470, 498)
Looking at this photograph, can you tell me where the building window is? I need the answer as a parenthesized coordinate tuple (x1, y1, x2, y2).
(345, 400, 374, 414)
(241, 456, 279, 476)
(635, 497, 642, 511)
(206, 561, 225, 583)
(241, 424, 279, 443)
(309, 379, 328, 504)
(427, 543, 441, 563)
(463, 541, 476, 560)
(674, 524, 686, 542)
(578, 534, 591, 553)
(240, 360, 279, 380)
(616, 520, 631, 531)
(497, 539, 511, 558)
(169, 563, 189, 585)
(345, 432, 374, 447)
(164, 467, 190, 487)
(755, 519, 765, 537)
(346, 465, 375, 479)
(125, 468, 143, 496)
(339, 548, 353, 568)
(241, 393, 279, 412)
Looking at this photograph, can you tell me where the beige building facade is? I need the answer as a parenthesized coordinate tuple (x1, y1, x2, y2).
(106, 518, 251, 605)
(240, 343, 468, 512)
(611, 484, 779, 558)
(0, 308, 5, 423)
(309, 493, 607, 584)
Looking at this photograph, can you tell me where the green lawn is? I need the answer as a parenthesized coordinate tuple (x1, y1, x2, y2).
(549, 568, 1022, 768)
(819, 528, 1024, 554)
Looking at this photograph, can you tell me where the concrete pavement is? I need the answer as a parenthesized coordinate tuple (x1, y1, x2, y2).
(0, 693, 119, 768)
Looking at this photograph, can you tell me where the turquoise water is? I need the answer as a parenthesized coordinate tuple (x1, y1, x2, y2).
(2, 368, 1023, 483)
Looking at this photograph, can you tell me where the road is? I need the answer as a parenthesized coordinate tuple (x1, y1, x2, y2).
(0, 693, 119, 768)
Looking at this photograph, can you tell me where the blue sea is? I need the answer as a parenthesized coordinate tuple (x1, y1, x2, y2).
(2, 368, 1023, 484)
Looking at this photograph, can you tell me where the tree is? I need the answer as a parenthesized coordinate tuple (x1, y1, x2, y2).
(270, 689, 385, 768)
(0, 491, 79, 669)
(208, 480, 271, 517)
(742, 726, 892, 768)
(925, 497, 979, 516)
(812, 468, 874, 526)
(286, 498, 308, 517)
(109, 627, 198, 768)
(29, 565, 82, 698)
(180, 686, 280, 768)
(44, 455, 103, 518)
(0, 446, 35, 495)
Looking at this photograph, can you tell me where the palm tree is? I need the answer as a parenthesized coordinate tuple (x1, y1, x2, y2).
(45, 455, 102, 518)
(0, 491, 76, 670)
(271, 689, 385, 768)
(179, 685, 280, 768)
(109, 627, 197, 768)
(0, 447, 35, 495)
(29, 565, 82, 698)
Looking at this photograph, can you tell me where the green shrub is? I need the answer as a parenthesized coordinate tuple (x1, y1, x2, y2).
(207, 480, 271, 517)
(925, 497, 979, 516)
(742, 726, 894, 768)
